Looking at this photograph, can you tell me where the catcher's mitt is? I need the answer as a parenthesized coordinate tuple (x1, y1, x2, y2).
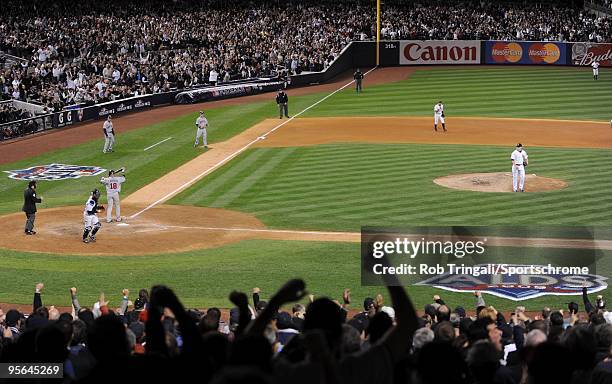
(97, 206, 105, 212)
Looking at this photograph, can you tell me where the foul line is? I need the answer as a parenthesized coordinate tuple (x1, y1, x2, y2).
(144, 137, 173, 151)
(132, 224, 612, 250)
(129, 67, 378, 219)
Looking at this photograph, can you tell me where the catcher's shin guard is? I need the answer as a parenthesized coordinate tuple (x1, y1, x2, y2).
(91, 222, 101, 236)
(83, 227, 91, 240)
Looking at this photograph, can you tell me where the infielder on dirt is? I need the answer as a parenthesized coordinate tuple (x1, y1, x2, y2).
(194, 111, 208, 148)
(100, 168, 126, 223)
(592, 60, 600, 80)
(83, 188, 104, 243)
(103, 115, 115, 153)
(510, 143, 529, 192)
(434, 101, 446, 132)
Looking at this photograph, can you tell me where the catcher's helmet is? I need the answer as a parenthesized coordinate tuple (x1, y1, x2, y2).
(92, 188, 101, 199)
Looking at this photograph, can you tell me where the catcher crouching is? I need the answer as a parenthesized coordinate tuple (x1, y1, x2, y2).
(83, 188, 105, 243)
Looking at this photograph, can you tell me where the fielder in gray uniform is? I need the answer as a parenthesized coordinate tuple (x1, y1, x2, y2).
(194, 111, 208, 148)
(103, 115, 115, 153)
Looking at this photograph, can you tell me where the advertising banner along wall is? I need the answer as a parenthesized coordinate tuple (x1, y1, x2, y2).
(572, 42, 612, 67)
(399, 40, 481, 65)
(485, 41, 568, 65)
(175, 81, 284, 104)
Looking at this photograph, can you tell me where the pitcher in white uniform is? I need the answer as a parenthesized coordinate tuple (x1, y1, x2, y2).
(194, 111, 209, 148)
(434, 101, 446, 132)
(102, 115, 115, 153)
(510, 143, 529, 192)
(100, 169, 126, 222)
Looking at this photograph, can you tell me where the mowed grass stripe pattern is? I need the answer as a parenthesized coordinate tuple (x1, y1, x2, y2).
(0, 95, 328, 215)
(305, 67, 612, 121)
(171, 143, 612, 230)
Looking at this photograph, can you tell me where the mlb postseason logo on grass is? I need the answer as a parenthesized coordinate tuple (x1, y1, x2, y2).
(416, 264, 607, 301)
(5, 164, 106, 181)
(361, 226, 610, 301)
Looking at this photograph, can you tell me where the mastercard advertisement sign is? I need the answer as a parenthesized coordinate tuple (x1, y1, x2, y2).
(485, 41, 568, 65)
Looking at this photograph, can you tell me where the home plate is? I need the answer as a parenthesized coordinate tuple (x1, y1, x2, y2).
(117, 223, 130, 226)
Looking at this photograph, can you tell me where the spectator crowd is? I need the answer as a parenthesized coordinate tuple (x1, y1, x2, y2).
(379, 1, 611, 42)
(0, 0, 366, 114)
(1, 278, 611, 383)
(0, 0, 610, 118)
(0, 103, 40, 140)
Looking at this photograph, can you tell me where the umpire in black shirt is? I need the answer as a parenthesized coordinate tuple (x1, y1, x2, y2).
(23, 180, 42, 235)
(354, 68, 364, 93)
(276, 90, 289, 119)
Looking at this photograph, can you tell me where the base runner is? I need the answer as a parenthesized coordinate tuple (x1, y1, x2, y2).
(100, 167, 126, 223)
(83, 188, 104, 243)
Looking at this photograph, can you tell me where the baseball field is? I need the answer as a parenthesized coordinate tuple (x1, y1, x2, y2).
(1, 66, 611, 310)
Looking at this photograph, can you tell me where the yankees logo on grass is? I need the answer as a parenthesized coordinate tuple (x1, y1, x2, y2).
(416, 263, 608, 301)
(5, 164, 106, 181)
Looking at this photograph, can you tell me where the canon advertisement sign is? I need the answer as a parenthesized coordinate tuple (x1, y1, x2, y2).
(399, 40, 481, 65)
(572, 42, 612, 67)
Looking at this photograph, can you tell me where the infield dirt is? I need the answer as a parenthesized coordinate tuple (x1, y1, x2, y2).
(1, 114, 609, 255)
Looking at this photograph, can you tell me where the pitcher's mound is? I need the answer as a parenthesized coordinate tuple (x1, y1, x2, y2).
(434, 172, 567, 193)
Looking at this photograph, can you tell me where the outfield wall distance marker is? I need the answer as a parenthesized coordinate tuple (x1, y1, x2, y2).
(129, 67, 378, 219)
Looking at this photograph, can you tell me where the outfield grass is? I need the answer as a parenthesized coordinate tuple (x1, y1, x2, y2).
(305, 67, 612, 121)
(2, 240, 606, 311)
(171, 143, 612, 230)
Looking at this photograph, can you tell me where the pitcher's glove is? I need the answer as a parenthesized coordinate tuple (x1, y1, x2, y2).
(441, 112, 445, 117)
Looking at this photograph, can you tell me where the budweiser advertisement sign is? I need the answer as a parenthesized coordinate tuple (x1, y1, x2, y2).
(399, 41, 481, 65)
(572, 43, 612, 67)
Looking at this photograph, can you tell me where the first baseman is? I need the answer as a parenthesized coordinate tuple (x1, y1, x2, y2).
(434, 101, 446, 132)
(592, 60, 600, 80)
(83, 188, 104, 243)
(510, 143, 529, 192)
(100, 168, 126, 223)
(103, 115, 115, 153)
(194, 111, 208, 148)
